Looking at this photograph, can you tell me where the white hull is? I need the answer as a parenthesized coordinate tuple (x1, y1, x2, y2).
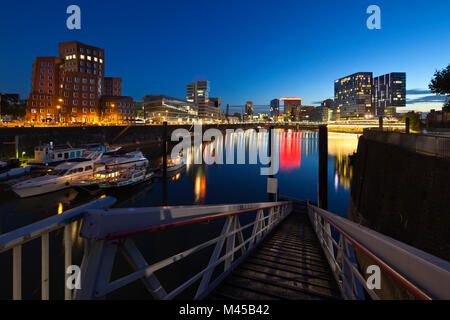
(105, 159, 149, 170)
(0, 167, 31, 181)
(13, 181, 71, 198)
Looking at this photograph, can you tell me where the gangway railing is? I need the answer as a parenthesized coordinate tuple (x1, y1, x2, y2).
(0, 196, 116, 300)
(75, 201, 292, 300)
(307, 203, 450, 300)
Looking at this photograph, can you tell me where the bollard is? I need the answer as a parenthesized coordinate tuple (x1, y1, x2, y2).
(379, 116, 383, 130)
(318, 126, 328, 210)
(405, 118, 410, 134)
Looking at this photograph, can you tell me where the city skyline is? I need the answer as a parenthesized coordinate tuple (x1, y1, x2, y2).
(0, 0, 449, 114)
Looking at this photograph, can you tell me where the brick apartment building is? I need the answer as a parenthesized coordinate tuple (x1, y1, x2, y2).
(25, 41, 133, 125)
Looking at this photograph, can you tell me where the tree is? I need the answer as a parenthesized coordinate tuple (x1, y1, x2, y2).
(429, 64, 450, 113)
(402, 112, 421, 132)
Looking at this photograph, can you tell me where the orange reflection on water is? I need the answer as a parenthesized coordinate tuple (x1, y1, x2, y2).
(194, 168, 206, 204)
(279, 131, 302, 172)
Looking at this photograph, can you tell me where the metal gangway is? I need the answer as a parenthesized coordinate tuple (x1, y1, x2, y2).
(0, 196, 449, 300)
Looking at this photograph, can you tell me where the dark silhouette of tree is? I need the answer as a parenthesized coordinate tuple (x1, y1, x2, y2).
(429, 64, 450, 112)
(402, 111, 421, 131)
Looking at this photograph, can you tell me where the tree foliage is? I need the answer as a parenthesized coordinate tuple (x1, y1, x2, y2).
(429, 65, 450, 96)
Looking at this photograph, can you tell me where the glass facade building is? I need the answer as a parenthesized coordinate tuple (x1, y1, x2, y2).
(334, 72, 374, 119)
(373, 73, 406, 117)
(143, 95, 197, 123)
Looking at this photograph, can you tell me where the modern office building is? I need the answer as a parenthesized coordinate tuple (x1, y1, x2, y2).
(99, 96, 134, 124)
(209, 97, 222, 117)
(186, 80, 217, 120)
(245, 101, 254, 117)
(373, 73, 406, 117)
(103, 77, 122, 96)
(280, 98, 302, 121)
(143, 95, 197, 123)
(310, 106, 329, 122)
(270, 99, 280, 118)
(298, 106, 315, 121)
(334, 72, 373, 119)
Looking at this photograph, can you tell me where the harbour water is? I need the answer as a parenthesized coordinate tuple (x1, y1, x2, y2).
(0, 129, 359, 299)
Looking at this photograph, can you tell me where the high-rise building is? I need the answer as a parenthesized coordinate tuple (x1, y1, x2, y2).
(186, 80, 217, 119)
(373, 73, 406, 117)
(334, 72, 373, 119)
(245, 101, 254, 117)
(209, 97, 222, 117)
(99, 96, 135, 124)
(103, 77, 122, 96)
(270, 99, 280, 118)
(280, 98, 302, 121)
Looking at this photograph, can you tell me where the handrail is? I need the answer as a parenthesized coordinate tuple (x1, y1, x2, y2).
(75, 201, 293, 300)
(0, 196, 117, 300)
(307, 203, 450, 300)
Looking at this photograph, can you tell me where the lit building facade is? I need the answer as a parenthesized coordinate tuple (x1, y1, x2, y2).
(280, 98, 302, 121)
(186, 80, 217, 119)
(335, 72, 373, 119)
(143, 95, 197, 123)
(373, 73, 406, 117)
(99, 96, 135, 124)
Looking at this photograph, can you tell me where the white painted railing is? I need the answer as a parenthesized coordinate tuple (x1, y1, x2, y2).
(74, 201, 293, 300)
(0, 197, 116, 300)
(307, 203, 450, 300)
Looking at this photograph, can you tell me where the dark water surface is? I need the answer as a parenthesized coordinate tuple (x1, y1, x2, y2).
(0, 130, 359, 299)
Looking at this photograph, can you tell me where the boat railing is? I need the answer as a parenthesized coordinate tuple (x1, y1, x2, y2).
(0, 197, 116, 300)
(307, 202, 450, 300)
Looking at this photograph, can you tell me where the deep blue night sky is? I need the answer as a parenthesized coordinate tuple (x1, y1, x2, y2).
(0, 0, 449, 113)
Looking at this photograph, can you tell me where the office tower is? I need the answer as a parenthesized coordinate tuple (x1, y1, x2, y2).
(373, 73, 406, 117)
(103, 77, 122, 96)
(245, 101, 254, 117)
(334, 72, 373, 119)
(186, 80, 217, 119)
(280, 98, 302, 121)
(209, 97, 222, 116)
(270, 99, 280, 118)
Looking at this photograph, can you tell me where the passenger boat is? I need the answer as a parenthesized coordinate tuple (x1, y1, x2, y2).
(12, 160, 98, 198)
(100, 151, 149, 170)
(98, 167, 154, 189)
(167, 156, 185, 172)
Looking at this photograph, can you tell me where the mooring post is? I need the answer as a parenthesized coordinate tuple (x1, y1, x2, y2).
(162, 122, 168, 178)
(318, 125, 328, 210)
(268, 126, 274, 202)
(15, 136, 19, 159)
(405, 118, 410, 134)
(379, 116, 383, 130)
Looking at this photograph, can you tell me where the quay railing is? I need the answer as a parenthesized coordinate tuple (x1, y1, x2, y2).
(0, 197, 116, 300)
(307, 203, 450, 300)
(75, 201, 292, 300)
(363, 129, 450, 159)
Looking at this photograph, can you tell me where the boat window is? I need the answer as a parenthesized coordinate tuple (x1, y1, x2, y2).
(85, 166, 92, 171)
(57, 153, 62, 158)
(64, 153, 69, 159)
(70, 152, 75, 158)
(77, 168, 84, 173)
(76, 151, 81, 157)
(50, 169, 68, 176)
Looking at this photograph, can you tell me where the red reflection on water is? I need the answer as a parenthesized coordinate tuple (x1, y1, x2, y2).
(279, 132, 302, 172)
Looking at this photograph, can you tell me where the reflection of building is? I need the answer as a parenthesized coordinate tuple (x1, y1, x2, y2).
(270, 99, 280, 118)
(373, 73, 406, 117)
(194, 167, 206, 204)
(279, 131, 302, 172)
(335, 72, 373, 119)
(334, 154, 353, 191)
(99, 96, 134, 124)
(281, 98, 302, 121)
(143, 95, 197, 123)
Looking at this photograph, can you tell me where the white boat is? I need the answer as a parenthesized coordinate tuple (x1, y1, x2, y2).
(99, 168, 154, 189)
(0, 160, 31, 181)
(100, 151, 149, 170)
(12, 160, 97, 198)
(166, 156, 185, 172)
